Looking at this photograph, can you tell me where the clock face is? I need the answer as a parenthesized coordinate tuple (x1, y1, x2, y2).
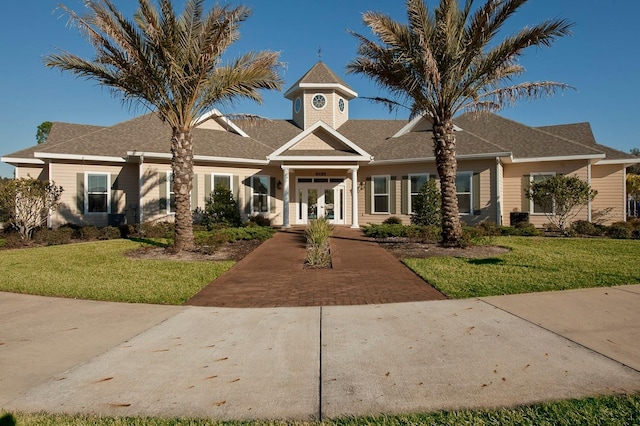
(338, 98, 345, 112)
(312, 94, 326, 109)
(294, 97, 301, 113)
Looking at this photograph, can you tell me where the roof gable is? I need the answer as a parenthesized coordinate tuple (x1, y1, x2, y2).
(269, 120, 372, 161)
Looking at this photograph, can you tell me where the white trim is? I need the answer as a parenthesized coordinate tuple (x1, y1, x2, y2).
(211, 173, 233, 194)
(371, 175, 391, 214)
(408, 173, 430, 214)
(371, 152, 511, 165)
(529, 172, 556, 215)
(250, 175, 270, 214)
(268, 120, 373, 160)
(595, 158, 640, 165)
(456, 171, 473, 216)
(392, 115, 462, 138)
(127, 151, 269, 165)
(587, 160, 592, 222)
(166, 171, 176, 215)
(194, 108, 250, 138)
(284, 164, 359, 170)
(506, 154, 604, 164)
(284, 83, 357, 99)
(85, 172, 111, 214)
(35, 152, 126, 163)
(496, 157, 503, 226)
(0, 157, 44, 165)
(271, 155, 369, 162)
(138, 155, 144, 223)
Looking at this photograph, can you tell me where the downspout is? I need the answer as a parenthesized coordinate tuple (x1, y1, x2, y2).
(495, 157, 502, 226)
(623, 166, 627, 221)
(587, 160, 592, 222)
(48, 161, 53, 228)
(139, 154, 144, 224)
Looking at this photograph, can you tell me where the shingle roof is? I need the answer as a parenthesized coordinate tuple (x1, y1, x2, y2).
(537, 123, 636, 161)
(2, 110, 627, 165)
(294, 61, 351, 87)
(455, 112, 605, 159)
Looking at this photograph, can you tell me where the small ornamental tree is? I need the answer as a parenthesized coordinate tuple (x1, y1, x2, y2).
(201, 185, 241, 229)
(0, 178, 63, 240)
(526, 174, 596, 235)
(411, 178, 442, 227)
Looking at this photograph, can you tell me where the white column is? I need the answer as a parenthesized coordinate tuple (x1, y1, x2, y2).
(350, 167, 359, 228)
(282, 166, 291, 228)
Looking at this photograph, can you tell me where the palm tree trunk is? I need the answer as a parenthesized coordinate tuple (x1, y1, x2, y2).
(433, 120, 463, 247)
(171, 129, 195, 252)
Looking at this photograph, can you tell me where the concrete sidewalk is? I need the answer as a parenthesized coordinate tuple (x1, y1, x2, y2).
(2, 286, 640, 421)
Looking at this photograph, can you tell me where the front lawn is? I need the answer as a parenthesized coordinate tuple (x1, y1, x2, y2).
(0, 240, 233, 304)
(404, 236, 640, 298)
(3, 393, 640, 425)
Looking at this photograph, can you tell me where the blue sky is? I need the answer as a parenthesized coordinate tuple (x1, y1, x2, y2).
(1, 0, 639, 178)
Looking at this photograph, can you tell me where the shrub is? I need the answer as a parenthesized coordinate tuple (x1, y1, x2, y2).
(362, 223, 406, 238)
(79, 226, 101, 240)
(572, 220, 599, 236)
(34, 226, 75, 246)
(476, 221, 501, 236)
(138, 221, 174, 239)
(247, 214, 272, 227)
(201, 185, 242, 229)
(383, 216, 403, 225)
(607, 222, 632, 239)
(410, 178, 441, 227)
(405, 225, 440, 243)
(514, 222, 543, 236)
(101, 226, 121, 240)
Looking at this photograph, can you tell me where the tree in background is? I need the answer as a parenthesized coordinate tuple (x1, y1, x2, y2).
(347, 0, 572, 246)
(411, 178, 442, 227)
(0, 178, 63, 240)
(627, 174, 640, 217)
(526, 174, 596, 235)
(44, 0, 282, 252)
(36, 121, 52, 144)
(628, 148, 640, 175)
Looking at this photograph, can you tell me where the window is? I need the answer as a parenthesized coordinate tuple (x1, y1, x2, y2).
(86, 173, 109, 213)
(165, 172, 177, 213)
(456, 173, 472, 215)
(252, 175, 269, 213)
(409, 174, 429, 213)
(212, 173, 232, 192)
(312, 94, 326, 109)
(372, 176, 390, 213)
(531, 173, 555, 214)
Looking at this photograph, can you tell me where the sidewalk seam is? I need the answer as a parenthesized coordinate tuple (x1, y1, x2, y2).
(478, 298, 640, 375)
(318, 305, 323, 422)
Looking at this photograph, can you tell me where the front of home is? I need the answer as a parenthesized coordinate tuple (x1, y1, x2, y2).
(2, 62, 638, 229)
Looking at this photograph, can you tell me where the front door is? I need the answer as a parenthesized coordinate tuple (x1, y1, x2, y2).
(297, 181, 345, 225)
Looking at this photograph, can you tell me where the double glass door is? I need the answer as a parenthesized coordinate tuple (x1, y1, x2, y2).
(297, 181, 345, 225)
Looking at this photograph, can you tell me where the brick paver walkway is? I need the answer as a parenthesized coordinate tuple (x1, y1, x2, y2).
(186, 227, 446, 308)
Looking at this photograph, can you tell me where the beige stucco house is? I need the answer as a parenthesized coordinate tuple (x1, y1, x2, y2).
(2, 62, 638, 229)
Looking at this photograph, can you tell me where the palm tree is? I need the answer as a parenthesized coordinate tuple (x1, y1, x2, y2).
(45, 0, 283, 251)
(347, 0, 573, 246)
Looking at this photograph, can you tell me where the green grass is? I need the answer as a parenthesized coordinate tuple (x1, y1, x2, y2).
(3, 393, 639, 425)
(0, 239, 234, 304)
(405, 236, 640, 299)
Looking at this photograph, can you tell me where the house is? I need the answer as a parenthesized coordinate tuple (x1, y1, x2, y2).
(2, 62, 638, 229)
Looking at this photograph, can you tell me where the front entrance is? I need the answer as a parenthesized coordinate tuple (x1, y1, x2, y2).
(297, 178, 345, 225)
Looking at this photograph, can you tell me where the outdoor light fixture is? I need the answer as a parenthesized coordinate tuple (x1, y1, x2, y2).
(277, 180, 282, 190)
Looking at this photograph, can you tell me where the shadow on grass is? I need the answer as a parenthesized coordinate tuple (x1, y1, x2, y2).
(127, 237, 170, 248)
(466, 257, 504, 266)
